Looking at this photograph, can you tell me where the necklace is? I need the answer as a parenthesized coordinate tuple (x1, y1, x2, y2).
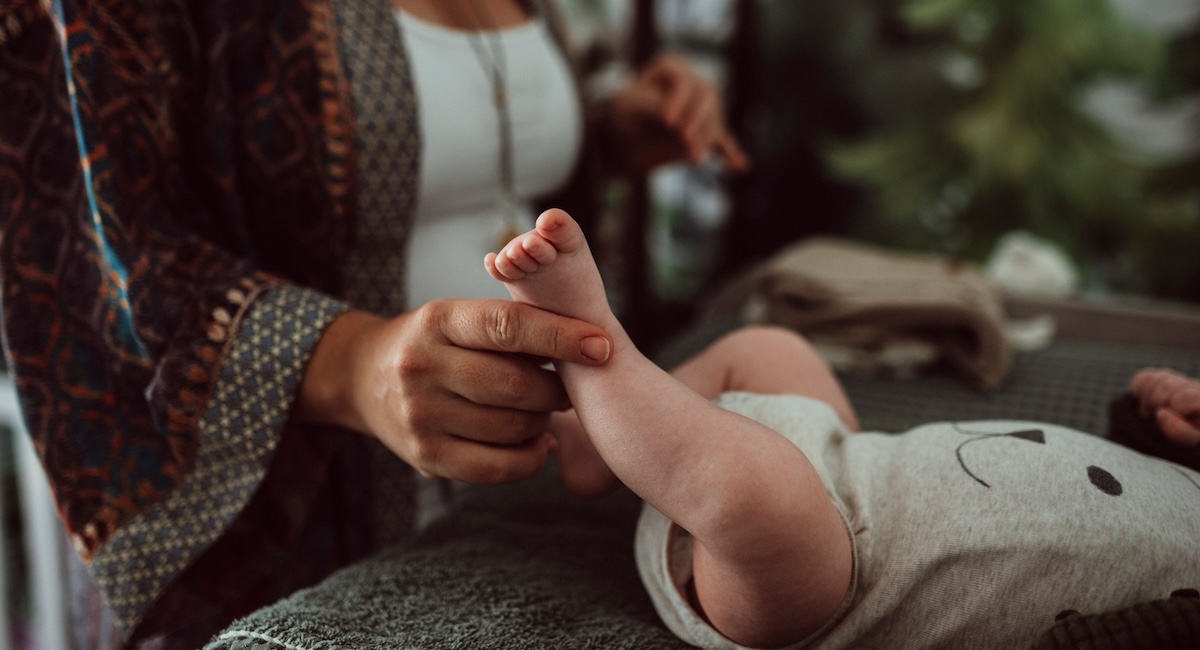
(444, 0, 523, 250)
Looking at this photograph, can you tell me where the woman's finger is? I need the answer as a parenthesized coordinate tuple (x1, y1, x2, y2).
(676, 80, 716, 136)
(418, 432, 558, 483)
(681, 89, 720, 159)
(440, 398, 552, 446)
(713, 130, 750, 171)
(643, 56, 700, 125)
(661, 73, 704, 129)
(437, 345, 570, 413)
(433, 299, 612, 366)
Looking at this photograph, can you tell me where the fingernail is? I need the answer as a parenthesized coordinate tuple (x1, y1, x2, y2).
(580, 336, 611, 363)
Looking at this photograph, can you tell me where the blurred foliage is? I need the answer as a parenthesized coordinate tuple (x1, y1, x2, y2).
(768, 0, 1200, 299)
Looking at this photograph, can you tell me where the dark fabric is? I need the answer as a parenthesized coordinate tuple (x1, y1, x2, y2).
(0, 0, 350, 545)
(328, 0, 424, 553)
(0, 0, 361, 642)
(1107, 394, 1200, 472)
(1029, 595, 1200, 650)
(842, 340, 1200, 435)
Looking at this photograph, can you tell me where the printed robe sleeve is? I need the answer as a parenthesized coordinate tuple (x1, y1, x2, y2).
(0, 0, 356, 637)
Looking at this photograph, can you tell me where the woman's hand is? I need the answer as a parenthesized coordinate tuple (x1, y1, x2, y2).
(296, 300, 614, 483)
(1129, 368, 1200, 448)
(604, 54, 749, 173)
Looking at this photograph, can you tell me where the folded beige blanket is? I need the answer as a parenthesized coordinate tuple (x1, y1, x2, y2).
(755, 237, 1012, 390)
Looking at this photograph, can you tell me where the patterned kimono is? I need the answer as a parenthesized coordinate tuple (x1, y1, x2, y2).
(0, 0, 581, 644)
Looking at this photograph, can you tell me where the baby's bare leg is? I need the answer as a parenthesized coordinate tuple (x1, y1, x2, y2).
(487, 210, 852, 647)
(554, 326, 858, 496)
(672, 325, 860, 431)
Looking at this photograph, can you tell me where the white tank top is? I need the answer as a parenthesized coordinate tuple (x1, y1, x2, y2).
(396, 10, 584, 308)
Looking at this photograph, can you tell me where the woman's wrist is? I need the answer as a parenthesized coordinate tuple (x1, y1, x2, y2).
(294, 309, 385, 433)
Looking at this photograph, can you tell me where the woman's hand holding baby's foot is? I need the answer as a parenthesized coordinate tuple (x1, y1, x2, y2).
(486, 208, 625, 496)
(1130, 369, 1200, 448)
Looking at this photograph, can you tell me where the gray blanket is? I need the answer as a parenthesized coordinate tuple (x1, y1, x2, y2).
(206, 334, 1200, 650)
(205, 464, 688, 650)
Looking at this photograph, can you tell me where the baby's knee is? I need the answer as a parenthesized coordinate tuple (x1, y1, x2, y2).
(720, 325, 823, 363)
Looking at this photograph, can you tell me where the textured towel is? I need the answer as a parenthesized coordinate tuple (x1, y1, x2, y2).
(203, 464, 689, 650)
(756, 237, 1012, 390)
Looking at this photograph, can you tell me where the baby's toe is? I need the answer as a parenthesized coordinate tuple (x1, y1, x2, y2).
(536, 209, 586, 254)
(494, 247, 526, 280)
(484, 253, 507, 282)
(507, 239, 541, 273)
(522, 234, 558, 265)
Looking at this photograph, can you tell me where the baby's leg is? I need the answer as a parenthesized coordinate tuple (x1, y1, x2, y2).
(487, 210, 852, 648)
(672, 325, 861, 431)
(555, 326, 859, 496)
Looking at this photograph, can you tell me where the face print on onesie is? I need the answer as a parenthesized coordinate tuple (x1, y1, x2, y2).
(946, 421, 1200, 621)
(951, 423, 1125, 495)
(698, 394, 1200, 645)
(946, 420, 1200, 505)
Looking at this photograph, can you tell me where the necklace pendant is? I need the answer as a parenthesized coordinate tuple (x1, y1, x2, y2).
(494, 192, 522, 251)
(497, 223, 522, 250)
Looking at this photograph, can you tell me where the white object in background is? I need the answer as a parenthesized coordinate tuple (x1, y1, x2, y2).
(811, 337, 940, 380)
(649, 164, 730, 300)
(1082, 80, 1200, 163)
(655, 0, 735, 43)
(1108, 0, 1200, 36)
(1004, 314, 1058, 351)
(985, 231, 1080, 298)
(0, 376, 69, 650)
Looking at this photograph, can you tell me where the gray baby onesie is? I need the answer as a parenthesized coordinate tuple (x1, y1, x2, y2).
(637, 392, 1200, 649)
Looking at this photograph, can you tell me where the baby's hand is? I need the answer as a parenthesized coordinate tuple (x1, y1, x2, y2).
(1129, 369, 1200, 448)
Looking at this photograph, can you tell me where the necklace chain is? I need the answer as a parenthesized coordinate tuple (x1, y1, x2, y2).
(444, 0, 520, 247)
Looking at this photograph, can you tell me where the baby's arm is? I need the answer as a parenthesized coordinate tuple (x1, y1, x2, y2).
(1129, 369, 1200, 447)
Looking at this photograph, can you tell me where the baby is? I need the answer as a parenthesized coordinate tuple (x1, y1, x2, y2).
(485, 209, 1200, 649)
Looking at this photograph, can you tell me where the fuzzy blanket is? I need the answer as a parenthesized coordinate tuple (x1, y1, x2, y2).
(205, 464, 688, 650)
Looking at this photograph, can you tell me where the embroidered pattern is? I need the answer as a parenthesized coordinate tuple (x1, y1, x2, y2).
(92, 286, 347, 631)
(334, 0, 420, 317)
(1, 0, 354, 636)
(330, 0, 423, 546)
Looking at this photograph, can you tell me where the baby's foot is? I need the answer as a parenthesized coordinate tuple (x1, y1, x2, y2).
(486, 210, 622, 496)
(485, 209, 612, 327)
